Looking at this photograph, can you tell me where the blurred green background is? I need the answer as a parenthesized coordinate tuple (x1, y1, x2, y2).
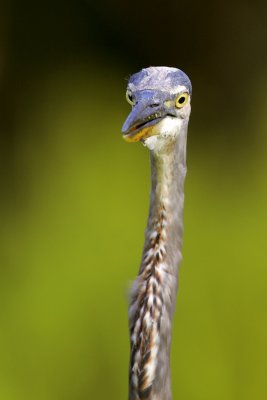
(0, 1, 266, 399)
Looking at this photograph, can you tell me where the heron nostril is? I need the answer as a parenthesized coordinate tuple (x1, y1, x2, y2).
(150, 103, 160, 108)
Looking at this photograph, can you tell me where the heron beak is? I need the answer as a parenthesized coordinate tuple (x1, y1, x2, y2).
(122, 102, 175, 143)
(122, 118, 162, 143)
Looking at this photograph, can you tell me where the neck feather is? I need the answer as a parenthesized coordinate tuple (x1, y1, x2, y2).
(129, 125, 188, 400)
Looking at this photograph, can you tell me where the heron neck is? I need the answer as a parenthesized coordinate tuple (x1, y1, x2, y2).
(128, 126, 188, 400)
(144, 128, 187, 398)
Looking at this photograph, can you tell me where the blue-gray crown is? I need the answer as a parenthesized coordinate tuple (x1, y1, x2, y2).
(128, 66, 192, 95)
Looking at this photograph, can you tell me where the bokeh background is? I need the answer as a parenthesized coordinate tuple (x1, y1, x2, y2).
(0, 1, 266, 399)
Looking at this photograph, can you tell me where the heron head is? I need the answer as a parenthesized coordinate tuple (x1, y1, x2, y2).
(122, 67, 192, 151)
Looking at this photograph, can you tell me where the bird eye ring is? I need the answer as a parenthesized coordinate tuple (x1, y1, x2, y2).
(175, 92, 189, 108)
(126, 89, 136, 106)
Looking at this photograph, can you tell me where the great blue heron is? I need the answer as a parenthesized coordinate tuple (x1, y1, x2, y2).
(122, 66, 192, 400)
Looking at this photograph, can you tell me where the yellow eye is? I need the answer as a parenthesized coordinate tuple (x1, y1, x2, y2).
(175, 92, 189, 108)
(126, 89, 136, 106)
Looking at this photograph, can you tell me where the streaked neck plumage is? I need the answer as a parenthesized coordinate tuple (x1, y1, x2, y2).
(129, 121, 188, 400)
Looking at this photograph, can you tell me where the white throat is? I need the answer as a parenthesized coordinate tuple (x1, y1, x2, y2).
(143, 116, 183, 152)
